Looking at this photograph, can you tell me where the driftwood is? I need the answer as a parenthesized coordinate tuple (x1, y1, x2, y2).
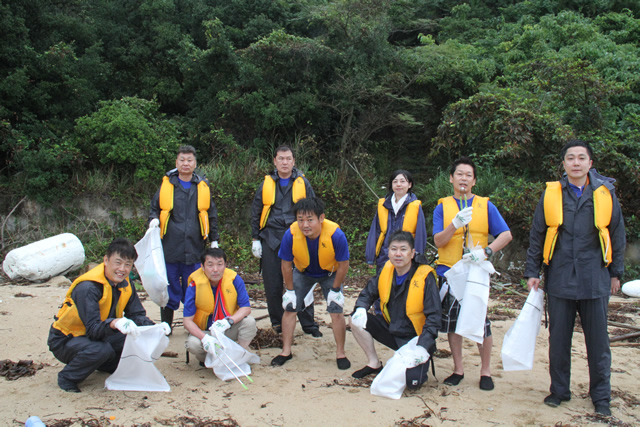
(610, 342, 640, 347)
(609, 331, 640, 343)
(607, 320, 640, 331)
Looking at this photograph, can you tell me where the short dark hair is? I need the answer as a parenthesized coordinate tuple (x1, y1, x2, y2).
(387, 170, 414, 195)
(201, 247, 227, 264)
(274, 145, 294, 157)
(450, 156, 477, 179)
(561, 139, 593, 161)
(293, 197, 325, 218)
(178, 145, 197, 159)
(106, 238, 137, 261)
(388, 230, 415, 250)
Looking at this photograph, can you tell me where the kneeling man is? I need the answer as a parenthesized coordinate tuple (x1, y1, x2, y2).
(184, 248, 257, 363)
(350, 231, 440, 390)
(48, 238, 162, 392)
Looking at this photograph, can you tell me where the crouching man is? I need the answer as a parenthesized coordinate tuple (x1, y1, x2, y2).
(184, 248, 257, 363)
(350, 231, 440, 390)
(48, 238, 164, 392)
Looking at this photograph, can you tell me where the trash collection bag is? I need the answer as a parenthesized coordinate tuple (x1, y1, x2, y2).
(105, 325, 170, 391)
(443, 258, 469, 302)
(501, 289, 544, 371)
(370, 337, 429, 400)
(455, 260, 495, 344)
(134, 225, 169, 307)
(205, 328, 260, 382)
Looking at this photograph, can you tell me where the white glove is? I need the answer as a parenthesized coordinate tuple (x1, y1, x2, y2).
(149, 218, 160, 229)
(160, 322, 172, 335)
(115, 317, 140, 338)
(282, 289, 297, 310)
(252, 240, 262, 258)
(462, 247, 487, 264)
(405, 345, 430, 368)
(451, 206, 473, 229)
(201, 334, 222, 356)
(210, 318, 231, 334)
(210, 241, 219, 248)
(351, 307, 367, 329)
(327, 288, 344, 309)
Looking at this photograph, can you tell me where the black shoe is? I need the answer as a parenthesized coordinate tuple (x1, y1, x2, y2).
(352, 364, 383, 379)
(544, 394, 571, 408)
(443, 373, 464, 386)
(272, 325, 282, 334)
(199, 361, 205, 367)
(337, 357, 351, 370)
(479, 376, 494, 391)
(303, 328, 323, 338)
(271, 354, 293, 366)
(594, 403, 611, 416)
(160, 307, 174, 335)
(58, 378, 81, 393)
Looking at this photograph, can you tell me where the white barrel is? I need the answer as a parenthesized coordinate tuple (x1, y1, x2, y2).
(2, 233, 85, 281)
(621, 280, 640, 298)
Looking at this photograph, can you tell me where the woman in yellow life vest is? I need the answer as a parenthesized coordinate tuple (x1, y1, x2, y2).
(365, 170, 428, 271)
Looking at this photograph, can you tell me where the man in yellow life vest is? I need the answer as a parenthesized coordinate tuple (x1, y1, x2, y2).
(271, 197, 351, 369)
(183, 248, 257, 364)
(148, 145, 219, 332)
(350, 231, 440, 390)
(47, 239, 165, 392)
(250, 146, 319, 336)
(525, 140, 626, 416)
(433, 156, 512, 391)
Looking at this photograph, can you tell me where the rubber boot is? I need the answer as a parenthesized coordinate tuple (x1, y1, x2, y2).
(160, 307, 174, 335)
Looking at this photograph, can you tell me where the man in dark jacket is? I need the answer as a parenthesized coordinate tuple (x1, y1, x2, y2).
(525, 140, 626, 416)
(250, 146, 319, 336)
(149, 145, 219, 330)
(350, 231, 440, 390)
(48, 238, 161, 392)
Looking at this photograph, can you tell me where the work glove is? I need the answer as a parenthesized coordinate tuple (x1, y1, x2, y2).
(327, 287, 345, 310)
(351, 307, 368, 329)
(451, 207, 473, 229)
(210, 318, 231, 334)
(404, 345, 430, 368)
(462, 247, 487, 265)
(303, 283, 318, 308)
(115, 317, 140, 338)
(252, 240, 262, 258)
(160, 322, 172, 336)
(282, 289, 297, 311)
(148, 218, 160, 229)
(210, 241, 219, 249)
(201, 334, 223, 356)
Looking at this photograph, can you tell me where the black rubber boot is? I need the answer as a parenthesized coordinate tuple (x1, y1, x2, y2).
(160, 307, 174, 335)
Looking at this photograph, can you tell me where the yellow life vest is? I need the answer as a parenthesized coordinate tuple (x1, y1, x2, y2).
(52, 264, 132, 337)
(378, 261, 435, 336)
(159, 176, 211, 239)
(542, 181, 613, 266)
(189, 268, 239, 330)
(290, 219, 340, 273)
(375, 199, 422, 257)
(259, 175, 307, 229)
(437, 195, 489, 268)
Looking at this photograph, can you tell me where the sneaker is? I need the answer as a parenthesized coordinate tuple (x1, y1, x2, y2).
(594, 403, 611, 416)
(544, 394, 571, 408)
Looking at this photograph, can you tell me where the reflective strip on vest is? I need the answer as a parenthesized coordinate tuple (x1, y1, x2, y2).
(378, 261, 435, 336)
(290, 219, 340, 273)
(542, 182, 613, 266)
(259, 175, 307, 229)
(375, 199, 422, 257)
(159, 176, 211, 239)
(189, 268, 239, 330)
(437, 196, 489, 268)
(52, 263, 132, 337)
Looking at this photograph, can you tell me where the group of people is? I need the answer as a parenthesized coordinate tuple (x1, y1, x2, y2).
(47, 141, 625, 417)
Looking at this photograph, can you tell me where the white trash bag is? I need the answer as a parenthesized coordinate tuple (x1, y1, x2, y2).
(134, 225, 169, 307)
(370, 337, 428, 400)
(105, 324, 170, 392)
(501, 288, 544, 371)
(205, 328, 260, 382)
(455, 259, 495, 344)
(443, 258, 469, 302)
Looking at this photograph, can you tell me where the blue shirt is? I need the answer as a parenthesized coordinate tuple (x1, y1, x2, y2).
(179, 178, 192, 190)
(183, 273, 251, 329)
(279, 225, 350, 278)
(568, 182, 584, 198)
(433, 196, 510, 276)
(279, 177, 290, 187)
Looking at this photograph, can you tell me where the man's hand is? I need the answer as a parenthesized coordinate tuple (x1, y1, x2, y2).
(462, 247, 487, 264)
(252, 240, 262, 258)
(527, 277, 541, 291)
(282, 289, 297, 310)
(115, 317, 140, 338)
(210, 241, 219, 249)
(351, 307, 367, 329)
(210, 318, 231, 334)
(611, 277, 621, 294)
(201, 334, 222, 356)
(160, 322, 172, 335)
(326, 288, 344, 309)
(452, 207, 473, 229)
(149, 218, 160, 229)
(405, 345, 430, 368)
